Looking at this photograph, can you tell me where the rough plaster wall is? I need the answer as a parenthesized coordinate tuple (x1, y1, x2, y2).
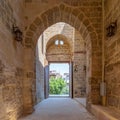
(24, 0, 103, 106)
(46, 40, 71, 62)
(105, 0, 120, 110)
(36, 36, 45, 103)
(44, 23, 66, 42)
(44, 22, 74, 52)
(73, 30, 86, 97)
(61, 23, 74, 52)
(0, 0, 24, 120)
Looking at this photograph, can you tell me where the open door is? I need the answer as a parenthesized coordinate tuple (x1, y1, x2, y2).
(69, 62, 73, 98)
(44, 65, 49, 99)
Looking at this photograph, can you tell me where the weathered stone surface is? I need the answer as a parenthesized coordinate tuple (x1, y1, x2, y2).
(104, 0, 120, 111)
(0, 0, 108, 119)
(73, 30, 86, 97)
(0, 0, 24, 120)
(0, 60, 5, 73)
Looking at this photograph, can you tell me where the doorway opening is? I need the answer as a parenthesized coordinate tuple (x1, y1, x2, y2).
(49, 63, 71, 97)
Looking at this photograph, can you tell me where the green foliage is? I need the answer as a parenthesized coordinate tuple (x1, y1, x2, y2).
(49, 77, 68, 94)
(61, 86, 69, 94)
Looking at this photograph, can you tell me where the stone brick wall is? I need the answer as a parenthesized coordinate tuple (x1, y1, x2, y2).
(46, 39, 72, 62)
(105, 0, 120, 110)
(24, 0, 103, 107)
(73, 30, 86, 97)
(0, 0, 24, 120)
(36, 36, 45, 103)
(0, 0, 105, 118)
(44, 24, 86, 98)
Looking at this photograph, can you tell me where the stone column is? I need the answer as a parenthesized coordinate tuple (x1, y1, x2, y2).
(73, 30, 86, 98)
(23, 47, 35, 114)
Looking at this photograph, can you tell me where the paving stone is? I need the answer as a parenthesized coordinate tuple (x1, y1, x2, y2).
(19, 98, 96, 120)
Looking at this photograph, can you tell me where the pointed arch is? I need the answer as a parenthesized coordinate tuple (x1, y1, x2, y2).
(23, 3, 102, 114)
(24, 4, 97, 48)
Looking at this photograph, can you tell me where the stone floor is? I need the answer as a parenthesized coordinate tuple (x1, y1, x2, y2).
(74, 98, 86, 107)
(19, 98, 96, 120)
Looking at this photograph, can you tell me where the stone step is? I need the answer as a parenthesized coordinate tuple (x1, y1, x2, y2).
(91, 105, 120, 120)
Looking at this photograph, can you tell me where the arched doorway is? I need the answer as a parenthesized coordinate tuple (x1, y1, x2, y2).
(45, 34, 73, 98)
(23, 3, 102, 114)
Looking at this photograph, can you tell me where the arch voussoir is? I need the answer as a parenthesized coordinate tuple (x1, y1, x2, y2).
(61, 6, 72, 24)
(33, 17, 42, 26)
(72, 8, 81, 17)
(29, 23, 37, 32)
(40, 13, 48, 30)
(59, 4, 66, 21)
(44, 9, 54, 27)
(22, 2, 103, 114)
(53, 7, 61, 23)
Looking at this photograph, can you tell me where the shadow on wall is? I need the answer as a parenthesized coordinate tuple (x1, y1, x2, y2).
(0, 60, 24, 120)
(36, 45, 45, 104)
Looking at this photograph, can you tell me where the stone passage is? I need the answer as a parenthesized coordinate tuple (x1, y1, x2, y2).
(19, 98, 96, 120)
